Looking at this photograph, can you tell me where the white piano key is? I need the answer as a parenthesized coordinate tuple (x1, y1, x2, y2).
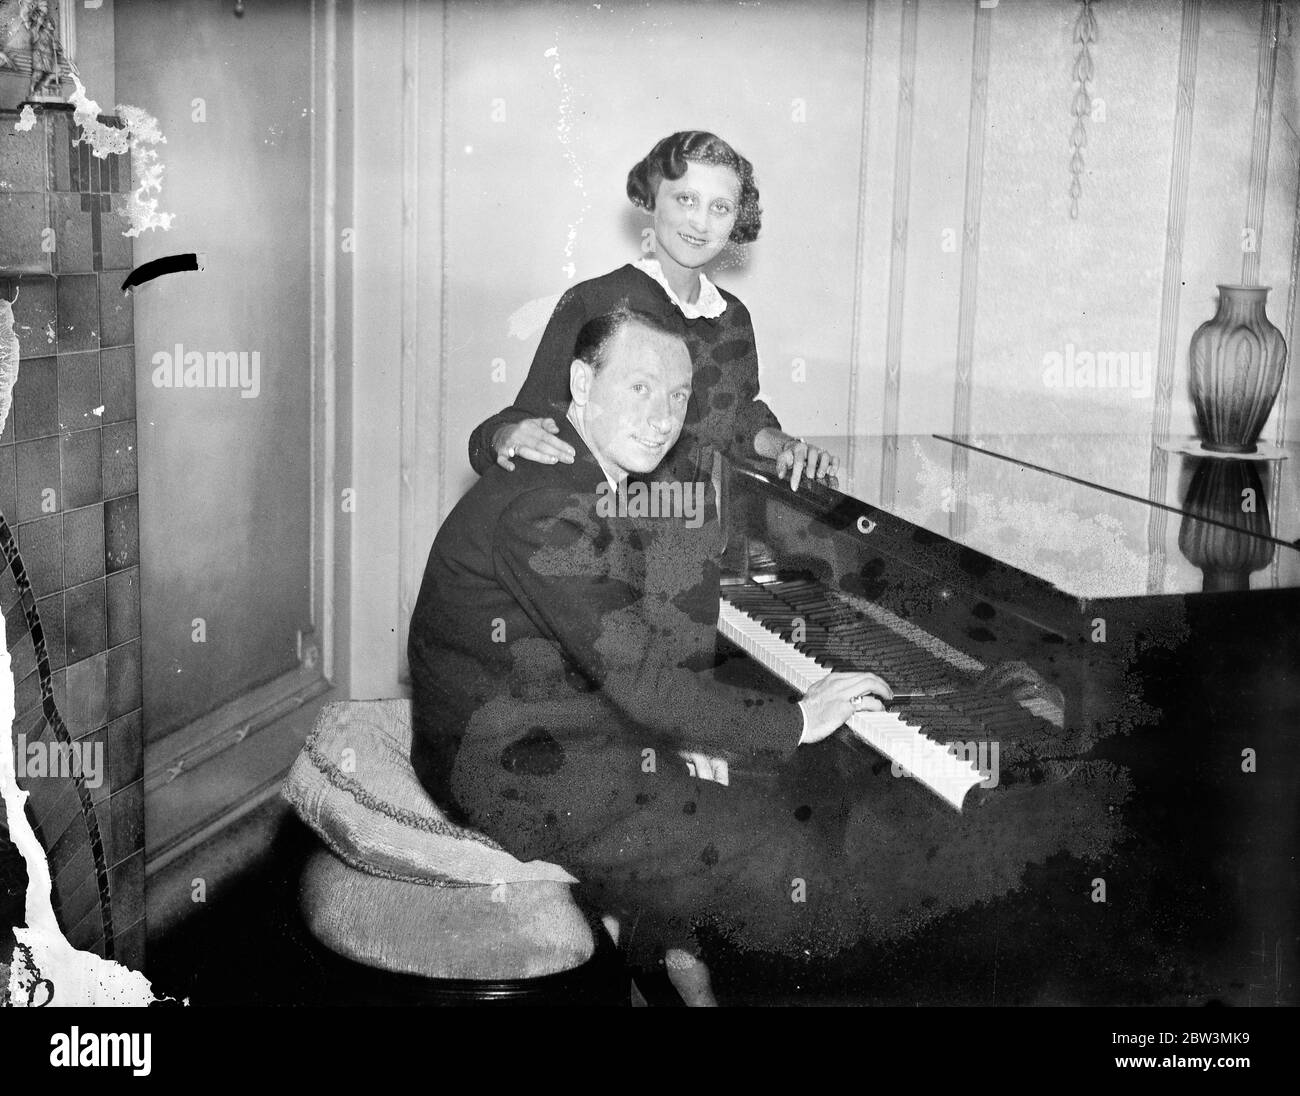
(718, 599, 983, 811)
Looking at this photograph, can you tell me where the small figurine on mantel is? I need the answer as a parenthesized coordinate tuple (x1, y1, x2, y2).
(0, 0, 71, 103)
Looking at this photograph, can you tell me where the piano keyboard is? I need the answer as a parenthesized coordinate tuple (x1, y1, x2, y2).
(717, 596, 987, 811)
(716, 574, 1077, 808)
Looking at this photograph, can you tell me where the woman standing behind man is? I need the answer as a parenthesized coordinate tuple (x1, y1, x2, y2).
(468, 130, 837, 491)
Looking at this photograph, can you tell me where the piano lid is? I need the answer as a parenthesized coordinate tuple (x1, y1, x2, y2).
(757, 434, 1300, 601)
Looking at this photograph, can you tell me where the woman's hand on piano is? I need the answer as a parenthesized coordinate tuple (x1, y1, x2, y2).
(755, 429, 839, 491)
(492, 418, 577, 471)
(798, 671, 893, 745)
(777, 438, 838, 492)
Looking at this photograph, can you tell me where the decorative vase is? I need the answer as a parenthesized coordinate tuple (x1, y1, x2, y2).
(1188, 284, 1287, 454)
(1176, 458, 1274, 592)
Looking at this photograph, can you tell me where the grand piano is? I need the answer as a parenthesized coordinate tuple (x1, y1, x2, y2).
(710, 433, 1299, 1006)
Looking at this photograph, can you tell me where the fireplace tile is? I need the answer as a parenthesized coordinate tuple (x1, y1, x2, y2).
(15, 436, 60, 523)
(50, 666, 66, 724)
(0, 117, 46, 192)
(31, 801, 80, 880)
(100, 214, 133, 272)
(10, 620, 37, 680)
(64, 894, 105, 957)
(56, 273, 99, 353)
(14, 667, 40, 723)
(106, 708, 143, 791)
(2, 594, 29, 650)
(98, 272, 133, 349)
(99, 347, 135, 424)
(63, 503, 105, 587)
(104, 494, 138, 573)
(61, 864, 103, 936)
(58, 350, 102, 433)
(50, 193, 94, 274)
(65, 648, 107, 735)
(16, 514, 61, 595)
(49, 111, 73, 192)
(0, 444, 14, 519)
(108, 780, 144, 866)
(26, 763, 77, 839)
(102, 422, 136, 499)
(53, 852, 97, 939)
(105, 566, 139, 647)
(80, 725, 113, 802)
(14, 355, 57, 441)
(11, 275, 57, 359)
(0, 193, 51, 274)
(106, 639, 141, 722)
(115, 917, 145, 972)
(65, 580, 107, 665)
(50, 820, 92, 881)
(36, 591, 65, 671)
(61, 428, 102, 511)
(109, 850, 144, 928)
(0, 548, 18, 614)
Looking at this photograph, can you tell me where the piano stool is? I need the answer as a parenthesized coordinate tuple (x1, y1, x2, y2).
(283, 699, 628, 1005)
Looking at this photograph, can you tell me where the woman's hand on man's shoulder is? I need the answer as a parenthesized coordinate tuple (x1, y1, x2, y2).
(493, 418, 577, 471)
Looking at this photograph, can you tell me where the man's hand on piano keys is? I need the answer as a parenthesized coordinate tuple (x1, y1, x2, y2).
(797, 671, 893, 745)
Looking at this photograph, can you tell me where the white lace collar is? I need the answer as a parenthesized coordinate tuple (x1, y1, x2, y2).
(633, 258, 727, 320)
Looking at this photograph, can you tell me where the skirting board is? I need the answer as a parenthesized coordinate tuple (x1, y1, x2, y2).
(145, 788, 298, 941)
(145, 687, 337, 937)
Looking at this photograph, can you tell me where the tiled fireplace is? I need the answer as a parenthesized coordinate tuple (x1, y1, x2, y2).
(0, 103, 144, 969)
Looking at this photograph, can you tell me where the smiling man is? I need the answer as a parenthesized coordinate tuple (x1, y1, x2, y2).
(565, 304, 693, 482)
(408, 303, 890, 1003)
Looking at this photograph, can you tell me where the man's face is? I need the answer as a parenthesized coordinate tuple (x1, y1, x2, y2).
(579, 324, 692, 478)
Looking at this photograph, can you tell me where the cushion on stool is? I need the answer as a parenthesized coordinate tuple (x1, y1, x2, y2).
(300, 846, 594, 980)
(282, 699, 577, 886)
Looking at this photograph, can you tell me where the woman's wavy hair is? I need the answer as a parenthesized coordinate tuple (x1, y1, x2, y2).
(626, 131, 762, 245)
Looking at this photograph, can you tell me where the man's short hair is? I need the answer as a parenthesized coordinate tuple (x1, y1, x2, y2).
(572, 303, 686, 374)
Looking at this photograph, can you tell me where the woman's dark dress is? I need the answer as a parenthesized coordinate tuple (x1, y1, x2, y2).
(468, 264, 781, 476)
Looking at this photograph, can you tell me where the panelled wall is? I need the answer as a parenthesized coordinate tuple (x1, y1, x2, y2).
(111, 0, 339, 919)
(115, 0, 317, 746)
(350, 0, 1300, 696)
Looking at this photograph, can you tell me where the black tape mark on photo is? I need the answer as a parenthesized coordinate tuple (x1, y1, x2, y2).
(120, 253, 202, 291)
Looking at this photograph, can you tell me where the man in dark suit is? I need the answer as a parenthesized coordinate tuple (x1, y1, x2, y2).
(408, 304, 890, 1003)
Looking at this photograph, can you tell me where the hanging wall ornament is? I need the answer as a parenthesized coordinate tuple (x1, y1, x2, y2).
(1069, 0, 1098, 219)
